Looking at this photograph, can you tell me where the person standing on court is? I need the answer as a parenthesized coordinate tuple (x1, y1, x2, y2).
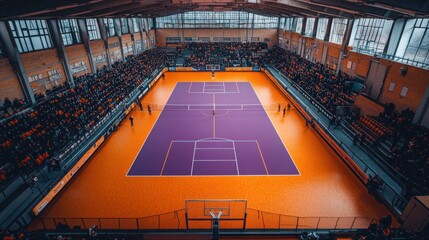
(283, 107, 286, 117)
(278, 104, 281, 112)
(212, 70, 215, 77)
(147, 104, 152, 115)
(129, 116, 134, 126)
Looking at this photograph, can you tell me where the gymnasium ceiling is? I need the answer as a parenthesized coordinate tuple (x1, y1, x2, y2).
(0, 0, 428, 20)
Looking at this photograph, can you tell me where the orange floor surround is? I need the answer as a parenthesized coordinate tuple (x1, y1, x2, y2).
(32, 71, 391, 229)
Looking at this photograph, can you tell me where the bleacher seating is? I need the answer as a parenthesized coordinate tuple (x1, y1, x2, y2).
(0, 49, 167, 188)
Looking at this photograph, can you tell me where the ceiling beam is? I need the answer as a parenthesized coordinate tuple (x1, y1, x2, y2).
(0, 0, 94, 19)
(30, 0, 137, 18)
(298, 0, 403, 19)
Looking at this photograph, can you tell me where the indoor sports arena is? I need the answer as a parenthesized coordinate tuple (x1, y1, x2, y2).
(0, 1, 428, 239)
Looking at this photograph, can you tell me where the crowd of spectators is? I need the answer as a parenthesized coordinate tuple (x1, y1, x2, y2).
(178, 42, 267, 69)
(0, 49, 166, 187)
(265, 46, 357, 115)
(1, 41, 428, 212)
(262, 46, 429, 195)
(0, 98, 27, 118)
(375, 106, 429, 195)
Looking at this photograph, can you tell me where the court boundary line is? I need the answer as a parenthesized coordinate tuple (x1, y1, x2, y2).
(126, 82, 179, 177)
(127, 82, 300, 177)
(188, 82, 240, 94)
(152, 137, 276, 176)
(248, 81, 301, 176)
(154, 138, 271, 177)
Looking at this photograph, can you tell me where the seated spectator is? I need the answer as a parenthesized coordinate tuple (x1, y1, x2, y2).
(0, 49, 167, 189)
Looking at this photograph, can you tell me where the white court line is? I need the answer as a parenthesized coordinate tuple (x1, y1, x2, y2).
(248, 81, 301, 176)
(195, 147, 234, 150)
(194, 159, 237, 162)
(191, 141, 196, 176)
(235, 82, 240, 94)
(171, 139, 258, 143)
(188, 82, 193, 93)
(125, 82, 179, 177)
(233, 141, 240, 175)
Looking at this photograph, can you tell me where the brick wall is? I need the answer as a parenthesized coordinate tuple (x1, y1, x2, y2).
(108, 37, 122, 63)
(122, 34, 133, 57)
(21, 48, 67, 95)
(90, 40, 107, 69)
(65, 44, 91, 77)
(0, 57, 24, 100)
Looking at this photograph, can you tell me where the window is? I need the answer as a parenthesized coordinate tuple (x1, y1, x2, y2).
(283, 18, 294, 31)
(253, 13, 278, 29)
(316, 18, 328, 40)
(198, 37, 210, 42)
(148, 18, 154, 30)
(279, 18, 285, 29)
(121, 18, 129, 34)
(28, 73, 43, 83)
(330, 18, 348, 44)
(396, 18, 429, 66)
(103, 18, 116, 37)
(166, 37, 181, 43)
(59, 19, 81, 46)
(86, 19, 101, 40)
(48, 69, 61, 81)
(8, 20, 52, 53)
(350, 18, 393, 55)
(156, 11, 278, 29)
(251, 37, 260, 42)
(132, 18, 140, 33)
(184, 37, 193, 42)
(305, 18, 315, 36)
(295, 18, 303, 33)
(70, 61, 87, 74)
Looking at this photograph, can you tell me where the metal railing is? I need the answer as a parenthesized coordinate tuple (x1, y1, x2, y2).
(352, 48, 429, 69)
(265, 66, 408, 215)
(36, 208, 383, 231)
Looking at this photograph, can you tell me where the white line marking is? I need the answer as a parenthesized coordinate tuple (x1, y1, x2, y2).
(194, 159, 237, 162)
(248, 81, 301, 176)
(191, 141, 196, 176)
(233, 141, 240, 176)
(195, 147, 234, 150)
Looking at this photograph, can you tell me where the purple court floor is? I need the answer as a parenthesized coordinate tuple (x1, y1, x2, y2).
(127, 82, 299, 176)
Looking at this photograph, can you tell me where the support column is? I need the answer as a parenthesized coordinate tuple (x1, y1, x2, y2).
(0, 21, 35, 104)
(138, 18, 145, 52)
(336, 19, 354, 77)
(312, 18, 319, 38)
(301, 17, 307, 36)
(143, 18, 151, 49)
(114, 18, 124, 61)
(77, 19, 96, 73)
(128, 18, 136, 56)
(324, 18, 333, 42)
(47, 20, 75, 88)
(97, 18, 111, 68)
(385, 18, 406, 56)
(289, 18, 296, 52)
(300, 18, 307, 57)
(321, 18, 333, 65)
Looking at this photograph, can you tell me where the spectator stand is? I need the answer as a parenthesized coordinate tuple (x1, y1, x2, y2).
(264, 65, 407, 218)
(0, 50, 166, 231)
